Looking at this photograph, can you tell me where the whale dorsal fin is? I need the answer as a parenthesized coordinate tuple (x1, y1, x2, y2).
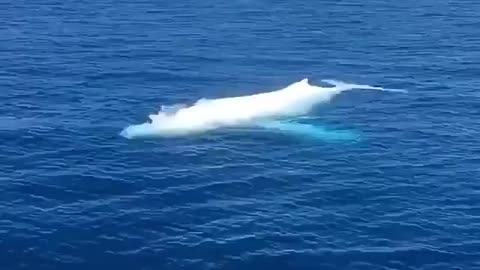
(300, 78, 309, 85)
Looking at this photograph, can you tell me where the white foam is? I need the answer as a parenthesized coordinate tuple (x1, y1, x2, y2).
(120, 78, 404, 139)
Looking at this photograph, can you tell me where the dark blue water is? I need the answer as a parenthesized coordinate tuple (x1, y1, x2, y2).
(2, 1, 480, 269)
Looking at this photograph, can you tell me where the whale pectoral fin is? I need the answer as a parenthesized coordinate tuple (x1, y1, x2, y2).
(255, 120, 359, 142)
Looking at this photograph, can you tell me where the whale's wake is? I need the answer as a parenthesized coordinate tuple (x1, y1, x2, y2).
(120, 78, 405, 140)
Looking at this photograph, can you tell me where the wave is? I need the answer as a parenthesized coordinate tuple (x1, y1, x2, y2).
(120, 78, 405, 139)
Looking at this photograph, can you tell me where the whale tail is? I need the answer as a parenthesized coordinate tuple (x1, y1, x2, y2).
(321, 79, 407, 93)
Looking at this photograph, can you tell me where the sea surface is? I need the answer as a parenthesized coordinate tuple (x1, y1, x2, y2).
(1, 0, 480, 269)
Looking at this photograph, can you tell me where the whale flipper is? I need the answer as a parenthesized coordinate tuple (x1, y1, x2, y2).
(255, 120, 359, 142)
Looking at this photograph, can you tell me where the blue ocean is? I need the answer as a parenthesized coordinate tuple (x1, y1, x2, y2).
(1, 1, 480, 269)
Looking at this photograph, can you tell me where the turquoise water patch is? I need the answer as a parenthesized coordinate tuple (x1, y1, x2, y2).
(255, 120, 360, 142)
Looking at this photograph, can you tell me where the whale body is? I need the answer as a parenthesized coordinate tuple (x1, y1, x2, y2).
(120, 78, 402, 139)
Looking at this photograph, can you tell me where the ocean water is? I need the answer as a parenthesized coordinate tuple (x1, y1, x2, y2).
(1, 0, 480, 269)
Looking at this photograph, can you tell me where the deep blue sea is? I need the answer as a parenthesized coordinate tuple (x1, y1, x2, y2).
(2, 0, 480, 269)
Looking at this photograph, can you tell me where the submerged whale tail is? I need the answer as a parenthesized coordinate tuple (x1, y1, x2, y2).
(321, 79, 407, 93)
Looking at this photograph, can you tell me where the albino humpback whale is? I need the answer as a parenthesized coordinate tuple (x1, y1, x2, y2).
(120, 78, 404, 139)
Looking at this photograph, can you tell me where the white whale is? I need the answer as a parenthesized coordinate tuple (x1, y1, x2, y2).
(120, 78, 404, 139)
